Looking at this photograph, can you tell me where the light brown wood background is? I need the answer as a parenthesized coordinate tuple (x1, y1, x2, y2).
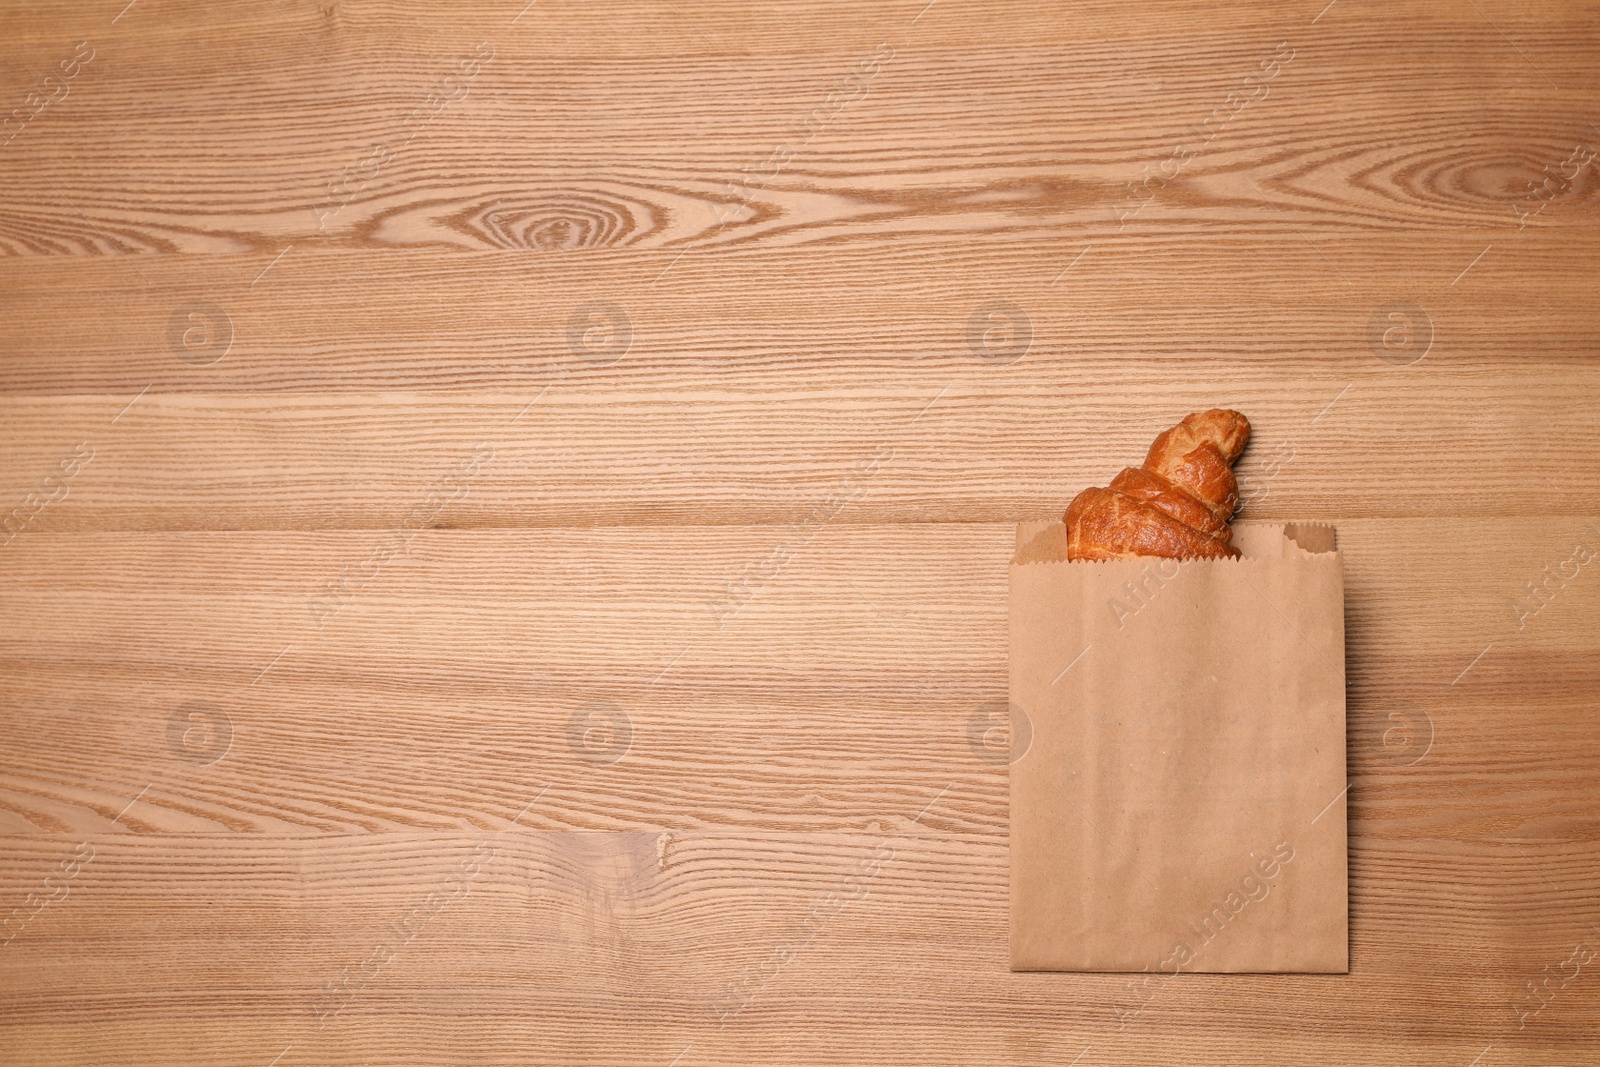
(1, 0, 1597, 1063)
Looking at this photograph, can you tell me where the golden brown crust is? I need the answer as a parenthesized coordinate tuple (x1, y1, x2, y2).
(1106, 467, 1228, 539)
(1064, 409, 1251, 561)
(1064, 487, 1240, 561)
(1143, 408, 1250, 521)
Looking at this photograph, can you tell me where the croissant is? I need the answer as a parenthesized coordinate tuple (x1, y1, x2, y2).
(1064, 409, 1251, 561)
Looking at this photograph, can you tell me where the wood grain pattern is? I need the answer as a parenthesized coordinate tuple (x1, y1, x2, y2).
(1, 832, 1598, 1065)
(1, 367, 1598, 530)
(2, 0, 1598, 1063)
(1, 519, 1598, 837)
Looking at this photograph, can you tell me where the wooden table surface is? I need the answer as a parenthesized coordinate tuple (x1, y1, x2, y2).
(2, 0, 1598, 1063)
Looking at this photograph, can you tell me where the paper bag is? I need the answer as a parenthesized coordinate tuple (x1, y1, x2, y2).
(1009, 520, 1348, 974)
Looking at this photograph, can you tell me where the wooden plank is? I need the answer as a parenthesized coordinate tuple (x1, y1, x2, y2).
(0, 367, 1597, 529)
(0, 1, 1595, 253)
(3, 236, 1599, 394)
(1, 519, 1595, 835)
(1, 832, 1596, 1065)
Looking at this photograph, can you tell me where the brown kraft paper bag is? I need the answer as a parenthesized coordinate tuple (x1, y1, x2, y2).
(1008, 519, 1348, 975)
